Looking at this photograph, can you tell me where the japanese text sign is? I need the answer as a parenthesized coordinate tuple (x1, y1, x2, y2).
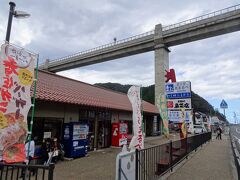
(127, 86, 144, 150)
(165, 81, 191, 95)
(0, 43, 36, 163)
(167, 99, 192, 109)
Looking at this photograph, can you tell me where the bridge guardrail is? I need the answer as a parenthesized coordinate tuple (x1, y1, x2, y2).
(47, 30, 155, 65)
(162, 4, 240, 31)
(41, 4, 240, 67)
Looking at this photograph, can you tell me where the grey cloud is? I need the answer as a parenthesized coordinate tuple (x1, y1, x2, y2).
(1, 0, 240, 103)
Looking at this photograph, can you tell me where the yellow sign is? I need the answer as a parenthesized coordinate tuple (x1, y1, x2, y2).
(0, 112, 8, 129)
(18, 69, 33, 86)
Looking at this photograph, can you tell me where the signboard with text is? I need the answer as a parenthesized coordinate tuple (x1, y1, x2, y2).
(0, 43, 36, 163)
(166, 92, 191, 99)
(165, 81, 191, 95)
(168, 110, 192, 122)
(167, 98, 192, 109)
(166, 81, 192, 122)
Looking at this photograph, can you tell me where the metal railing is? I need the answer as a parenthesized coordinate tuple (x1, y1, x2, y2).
(41, 4, 240, 67)
(0, 163, 55, 180)
(135, 132, 212, 180)
(230, 133, 240, 179)
(162, 4, 240, 31)
(47, 30, 154, 65)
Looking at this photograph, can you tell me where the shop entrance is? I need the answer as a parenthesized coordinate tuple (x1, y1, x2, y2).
(29, 117, 64, 144)
(79, 109, 112, 150)
(98, 119, 111, 148)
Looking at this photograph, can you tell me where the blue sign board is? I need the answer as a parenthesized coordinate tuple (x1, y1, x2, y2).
(220, 100, 228, 109)
(165, 81, 191, 94)
(168, 110, 192, 122)
(166, 92, 191, 99)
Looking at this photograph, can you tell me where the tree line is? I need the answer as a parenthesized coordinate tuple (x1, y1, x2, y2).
(95, 83, 226, 121)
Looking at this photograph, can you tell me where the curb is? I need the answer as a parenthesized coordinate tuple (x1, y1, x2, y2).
(230, 134, 240, 180)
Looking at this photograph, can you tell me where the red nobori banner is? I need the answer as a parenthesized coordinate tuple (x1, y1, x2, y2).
(0, 43, 36, 163)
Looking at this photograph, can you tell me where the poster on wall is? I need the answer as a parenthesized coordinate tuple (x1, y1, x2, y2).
(0, 43, 36, 163)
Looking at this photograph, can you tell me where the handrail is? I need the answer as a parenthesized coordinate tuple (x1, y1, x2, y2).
(162, 4, 240, 31)
(48, 30, 154, 65)
(41, 4, 240, 66)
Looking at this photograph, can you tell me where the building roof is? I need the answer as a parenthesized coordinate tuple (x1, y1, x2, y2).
(32, 70, 159, 114)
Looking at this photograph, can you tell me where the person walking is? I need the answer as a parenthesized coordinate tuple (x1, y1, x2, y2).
(216, 126, 222, 140)
(219, 126, 222, 140)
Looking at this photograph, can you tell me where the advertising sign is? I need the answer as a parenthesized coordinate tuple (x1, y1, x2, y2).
(73, 124, 89, 140)
(0, 43, 36, 162)
(166, 81, 192, 123)
(79, 124, 89, 139)
(165, 81, 191, 94)
(166, 81, 191, 99)
(127, 86, 144, 150)
(166, 92, 191, 99)
(167, 99, 192, 109)
(168, 110, 192, 122)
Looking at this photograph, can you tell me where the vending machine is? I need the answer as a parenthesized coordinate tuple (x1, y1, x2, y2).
(111, 122, 128, 147)
(63, 122, 89, 158)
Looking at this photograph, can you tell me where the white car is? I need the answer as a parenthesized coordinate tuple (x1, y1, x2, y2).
(193, 125, 204, 134)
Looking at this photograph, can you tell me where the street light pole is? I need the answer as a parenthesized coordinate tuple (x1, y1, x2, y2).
(5, 2, 16, 42)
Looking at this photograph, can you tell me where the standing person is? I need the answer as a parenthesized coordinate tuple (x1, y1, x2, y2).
(45, 138, 52, 164)
(52, 138, 59, 163)
(20, 136, 35, 178)
(41, 139, 48, 164)
(216, 126, 220, 140)
(219, 126, 222, 140)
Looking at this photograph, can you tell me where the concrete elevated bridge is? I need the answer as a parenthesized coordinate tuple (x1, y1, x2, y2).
(40, 4, 240, 104)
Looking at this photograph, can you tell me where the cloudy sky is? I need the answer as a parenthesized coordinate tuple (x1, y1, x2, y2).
(0, 0, 239, 122)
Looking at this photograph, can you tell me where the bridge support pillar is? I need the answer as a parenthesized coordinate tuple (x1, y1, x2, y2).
(44, 59, 49, 70)
(154, 24, 170, 105)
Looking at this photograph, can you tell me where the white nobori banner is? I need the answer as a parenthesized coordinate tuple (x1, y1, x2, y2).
(127, 86, 144, 150)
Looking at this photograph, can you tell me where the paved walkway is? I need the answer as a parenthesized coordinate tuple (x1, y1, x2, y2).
(54, 135, 171, 180)
(167, 135, 237, 180)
